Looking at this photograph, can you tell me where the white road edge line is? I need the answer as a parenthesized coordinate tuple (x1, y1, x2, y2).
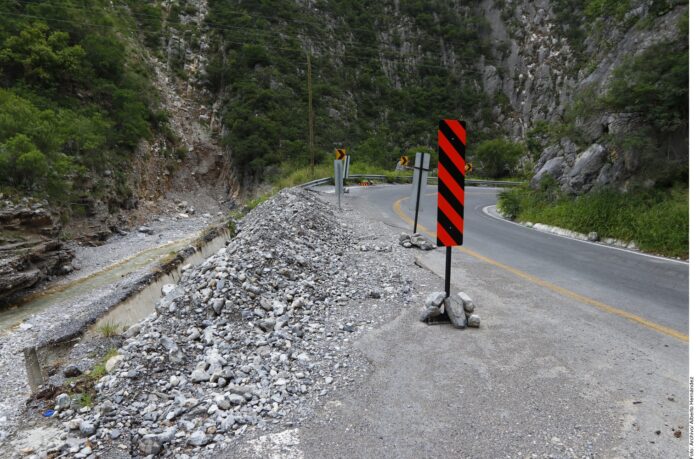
(482, 205, 689, 266)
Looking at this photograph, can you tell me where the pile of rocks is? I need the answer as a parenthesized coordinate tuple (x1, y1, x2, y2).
(398, 232, 435, 251)
(42, 188, 407, 457)
(175, 200, 197, 218)
(419, 291, 480, 329)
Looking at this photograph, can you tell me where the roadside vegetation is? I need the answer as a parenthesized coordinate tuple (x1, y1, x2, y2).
(498, 177, 688, 258)
(0, 0, 168, 215)
(495, 9, 688, 260)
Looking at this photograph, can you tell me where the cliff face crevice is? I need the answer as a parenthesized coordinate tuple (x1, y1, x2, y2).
(481, 0, 578, 137)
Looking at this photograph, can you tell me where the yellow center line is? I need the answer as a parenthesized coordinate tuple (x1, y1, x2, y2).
(393, 196, 688, 343)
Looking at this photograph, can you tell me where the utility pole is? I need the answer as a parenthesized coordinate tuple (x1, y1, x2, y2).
(307, 52, 315, 177)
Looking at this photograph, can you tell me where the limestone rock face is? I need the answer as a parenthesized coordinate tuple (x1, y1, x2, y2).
(481, 0, 687, 192)
(0, 200, 74, 302)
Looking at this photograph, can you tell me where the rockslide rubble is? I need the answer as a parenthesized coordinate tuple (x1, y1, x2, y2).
(37, 188, 414, 457)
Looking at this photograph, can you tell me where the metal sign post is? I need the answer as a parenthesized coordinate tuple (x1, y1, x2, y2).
(343, 155, 351, 184)
(333, 159, 343, 210)
(436, 119, 467, 298)
(408, 152, 430, 233)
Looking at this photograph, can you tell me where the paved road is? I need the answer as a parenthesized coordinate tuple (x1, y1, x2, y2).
(354, 184, 689, 337)
(232, 184, 688, 458)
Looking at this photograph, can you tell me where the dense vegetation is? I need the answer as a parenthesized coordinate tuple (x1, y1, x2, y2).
(471, 139, 525, 179)
(0, 0, 164, 213)
(498, 179, 688, 258)
(204, 0, 494, 180)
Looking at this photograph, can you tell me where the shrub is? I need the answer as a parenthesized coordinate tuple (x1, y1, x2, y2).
(473, 138, 525, 178)
(97, 321, 122, 338)
(498, 186, 688, 258)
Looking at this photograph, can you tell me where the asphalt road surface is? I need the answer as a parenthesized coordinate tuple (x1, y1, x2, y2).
(230, 184, 688, 458)
(360, 184, 688, 337)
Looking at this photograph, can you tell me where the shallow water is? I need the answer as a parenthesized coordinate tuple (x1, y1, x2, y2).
(0, 233, 228, 332)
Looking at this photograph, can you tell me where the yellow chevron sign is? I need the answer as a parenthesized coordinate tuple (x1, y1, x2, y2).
(335, 148, 346, 160)
(399, 156, 409, 166)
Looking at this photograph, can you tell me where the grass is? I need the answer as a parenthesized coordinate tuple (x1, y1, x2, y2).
(63, 347, 119, 408)
(97, 321, 122, 338)
(498, 185, 688, 258)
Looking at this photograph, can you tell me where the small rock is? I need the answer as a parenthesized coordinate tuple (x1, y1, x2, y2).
(139, 435, 162, 455)
(188, 430, 209, 446)
(467, 314, 481, 328)
(211, 298, 225, 315)
(444, 296, 467, 329)
(456, 292, 475, 313)
(426, 292, 446, 307)
(215, 395, 230, 411)
(55, 393, 71, 410)
(79, 421, 96, 437)
(419, 305, 440, 322)
(228, 394, 245, 406)
(124, 323, 141, 338)
(191, 369, 210, 383)
(138, 226, 154, 235)
(588, 231, 599, 242)
(162, 284, 177, 296)
(105, 355, 124, 373)
(258, 318, 276, 332)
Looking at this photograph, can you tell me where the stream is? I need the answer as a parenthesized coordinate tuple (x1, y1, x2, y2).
(0, 232, 230, 333)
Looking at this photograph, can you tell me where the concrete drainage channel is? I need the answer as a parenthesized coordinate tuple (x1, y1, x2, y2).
(21, 223, 232, 393)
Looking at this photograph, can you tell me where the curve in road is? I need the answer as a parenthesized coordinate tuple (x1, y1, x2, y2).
(349, 184, 688, 341)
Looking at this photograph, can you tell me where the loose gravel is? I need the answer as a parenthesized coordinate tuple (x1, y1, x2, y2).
(5, 188, 438, 458)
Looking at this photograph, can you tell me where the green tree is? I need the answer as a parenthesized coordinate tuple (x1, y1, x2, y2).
(0, 22, 86, 88)
(604, 26, 688, 134)
(473, 138, 525, 178)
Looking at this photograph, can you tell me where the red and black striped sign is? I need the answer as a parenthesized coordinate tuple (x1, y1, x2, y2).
(437, 119, 467, 247)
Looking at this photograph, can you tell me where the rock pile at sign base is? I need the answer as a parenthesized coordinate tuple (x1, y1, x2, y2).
(419, 291, 480, 329)
(399, 232, 435, 250)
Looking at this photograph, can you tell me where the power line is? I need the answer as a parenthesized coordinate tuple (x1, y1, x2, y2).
(1, 0, 486, 69)
(0, 8, 482, 76)
(6, 0, 485, 54)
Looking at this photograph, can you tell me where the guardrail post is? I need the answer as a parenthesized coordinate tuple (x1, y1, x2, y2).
(24, 346, 44, 393)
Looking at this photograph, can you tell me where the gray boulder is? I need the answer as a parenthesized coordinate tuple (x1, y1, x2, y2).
(565, 144, 607, 194)
(444, 297, 467, 329)
(531, 157, 564, 188)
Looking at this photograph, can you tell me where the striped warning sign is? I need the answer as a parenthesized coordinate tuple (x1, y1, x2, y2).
(437, 119, 466, 247)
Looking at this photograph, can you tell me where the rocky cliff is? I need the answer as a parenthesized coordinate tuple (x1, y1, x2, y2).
(480, 0, 688, 193)
(0, 198, 74, 303)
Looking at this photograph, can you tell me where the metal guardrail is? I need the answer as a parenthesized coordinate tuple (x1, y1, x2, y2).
(301, 174, 524, 189)
(466, 179, 525, 187)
